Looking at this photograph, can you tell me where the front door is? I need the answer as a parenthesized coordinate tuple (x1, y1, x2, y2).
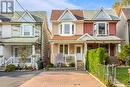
(13, 47, 19, 57)
(75, 45, 82, 60)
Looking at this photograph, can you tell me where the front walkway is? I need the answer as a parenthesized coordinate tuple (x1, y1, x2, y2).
(19, 71, 105, 87)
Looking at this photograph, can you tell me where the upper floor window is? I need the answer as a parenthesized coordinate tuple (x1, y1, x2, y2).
(94, 22, 108, 36)
(21, 24, 34, 37)
(59, 22, 75, 36)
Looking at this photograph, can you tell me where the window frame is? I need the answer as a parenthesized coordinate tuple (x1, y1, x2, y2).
(94, 22, 109, 36)
(21, 24, 34, 37)
(59, 22, 75, 36)
(59, 44, 69, 54)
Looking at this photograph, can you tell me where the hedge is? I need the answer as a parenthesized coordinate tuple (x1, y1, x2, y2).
(86, 48, 109, 84)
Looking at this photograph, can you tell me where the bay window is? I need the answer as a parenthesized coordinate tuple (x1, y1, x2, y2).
(59, 22, 75, 36)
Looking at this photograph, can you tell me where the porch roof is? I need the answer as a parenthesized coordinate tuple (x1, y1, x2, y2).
(50, 36, 81, 40)
(2, 37, 39, 43)
(78, 34, 124, 43)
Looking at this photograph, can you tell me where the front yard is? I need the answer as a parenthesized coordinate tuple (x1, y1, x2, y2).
(116, 67, 130, 86)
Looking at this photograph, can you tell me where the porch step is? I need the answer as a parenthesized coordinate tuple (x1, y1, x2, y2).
(47, 67, 76, 71)
(77, 60, 84, 71)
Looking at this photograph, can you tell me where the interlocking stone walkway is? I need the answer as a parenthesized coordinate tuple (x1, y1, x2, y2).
(19, 71, 105, 87)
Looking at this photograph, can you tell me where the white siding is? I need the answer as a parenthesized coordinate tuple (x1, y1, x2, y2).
(117, 12, 128, 43)
(0, 46, 3, 56)
(2, 25, 11, 38)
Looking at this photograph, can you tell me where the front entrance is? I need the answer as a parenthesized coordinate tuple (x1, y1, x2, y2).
(75, 45, 82, 60)
(13, 47, 19, 57)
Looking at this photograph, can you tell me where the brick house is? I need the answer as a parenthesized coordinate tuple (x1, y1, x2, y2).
(50, 8, 123, 70)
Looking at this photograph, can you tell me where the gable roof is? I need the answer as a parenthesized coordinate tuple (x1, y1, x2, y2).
(122, 8, 130, 20)
(83, 9, 119, 21)
(18, 11, 36, 22)
(92, 8, 112, 20)
(0, 11, 47, 22)
(51, 9, 84, 20)
(58, 9, 77, 21)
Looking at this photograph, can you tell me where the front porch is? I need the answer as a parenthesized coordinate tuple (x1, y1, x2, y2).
(51, 43, 86, 70)
(0, 44, 40, 68)
(50, 42, 121, 70)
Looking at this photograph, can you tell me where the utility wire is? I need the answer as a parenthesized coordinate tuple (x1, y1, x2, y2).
(15, 0, 35, 21)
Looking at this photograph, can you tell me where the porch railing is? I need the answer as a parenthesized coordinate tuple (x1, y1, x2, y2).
(4, 54, 40, 67)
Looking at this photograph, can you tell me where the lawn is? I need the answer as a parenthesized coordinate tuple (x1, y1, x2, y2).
(116, 67, 130, 86)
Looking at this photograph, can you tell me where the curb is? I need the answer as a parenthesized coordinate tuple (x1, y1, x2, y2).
(87, 71, 107, 87)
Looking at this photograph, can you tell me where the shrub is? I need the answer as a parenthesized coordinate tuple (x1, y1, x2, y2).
(46, 63, 54, 68)
(68, 63, 75, 67)
(5, 64, 16, 72)
(37, 59, 44, 70)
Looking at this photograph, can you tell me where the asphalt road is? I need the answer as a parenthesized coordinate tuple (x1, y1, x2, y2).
(0, 71, 42, 87)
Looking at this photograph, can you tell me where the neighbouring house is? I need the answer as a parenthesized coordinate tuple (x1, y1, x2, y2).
(0, 10, 50, 68)
(50, 8, 123, 70)
(117, 8, 130, 44)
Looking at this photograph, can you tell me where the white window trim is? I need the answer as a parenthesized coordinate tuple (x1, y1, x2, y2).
(21, 24, 34, 37)
(59, 22, 75, 36)
(94, 22, 109, 36)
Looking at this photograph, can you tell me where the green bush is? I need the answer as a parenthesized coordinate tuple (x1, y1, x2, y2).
(5, 64, 16, 72)
(46, 63, 54, 68)
(68, 63, 75, 67)
(86, 48, 108, 84)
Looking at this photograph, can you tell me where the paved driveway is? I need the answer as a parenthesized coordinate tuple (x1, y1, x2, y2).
(0, 71, 42, 87)
(20, 71, 105, 87)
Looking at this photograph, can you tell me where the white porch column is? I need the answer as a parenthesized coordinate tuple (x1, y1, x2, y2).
(84, 43, 87, 70)
(51, 42, 54, 64)
(32, 45, 35, 55)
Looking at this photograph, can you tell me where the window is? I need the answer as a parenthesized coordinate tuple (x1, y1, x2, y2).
(59, 22, 75, 36)
(21, 25, 34, 36)
(59, 44, 68, 54)
(94, 22, 108, 36)
(64, 24, 70, 34)
(1, 1, 14, 14)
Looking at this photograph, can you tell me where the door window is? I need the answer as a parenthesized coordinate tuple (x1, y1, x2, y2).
(76, 47, 81, 53)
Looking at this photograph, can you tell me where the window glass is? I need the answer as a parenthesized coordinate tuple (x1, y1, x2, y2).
(64, 24, 70, 34)
(64, 45, 68, 54)
(60, 45, 63, 53)
(98, 23, 105, 34)
(59, 44, 68, 54)
(77, 47, 81, 53)
(60, 24, 62, 34)
(22, 25, 33, 36)
(72, 24, 74, 34)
